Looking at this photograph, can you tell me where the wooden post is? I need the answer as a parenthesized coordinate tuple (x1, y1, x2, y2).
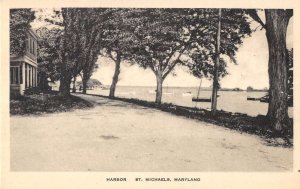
(211, 8, 222, 116)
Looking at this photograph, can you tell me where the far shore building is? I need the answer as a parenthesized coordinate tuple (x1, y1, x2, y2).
(10, 29, 39, 95)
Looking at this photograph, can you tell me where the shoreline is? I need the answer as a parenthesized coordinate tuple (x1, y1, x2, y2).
(75, 92, 293, 147)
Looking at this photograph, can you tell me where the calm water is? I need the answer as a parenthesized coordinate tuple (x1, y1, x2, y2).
(86, 86, 293, 117)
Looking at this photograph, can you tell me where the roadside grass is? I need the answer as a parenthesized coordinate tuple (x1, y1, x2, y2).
(10, 92, 93, 115)
(79, 93, 293, 147)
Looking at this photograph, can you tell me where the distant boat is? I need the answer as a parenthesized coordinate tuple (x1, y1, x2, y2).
(258, 94, 293, 107)
(247, 97, 260, 101)
(182, 92, 192, 96)
(259, 95, 269, 103)
(192, 97, 211, 102)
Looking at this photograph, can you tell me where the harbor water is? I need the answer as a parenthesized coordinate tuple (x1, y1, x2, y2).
(85, 86, 293, 117)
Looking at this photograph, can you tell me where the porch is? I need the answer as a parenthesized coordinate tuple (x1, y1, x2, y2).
(10, 60, 37, 96)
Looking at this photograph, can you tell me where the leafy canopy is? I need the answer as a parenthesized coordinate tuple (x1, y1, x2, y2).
(183, 9, 251, 80)
(10, 9, 35, 56)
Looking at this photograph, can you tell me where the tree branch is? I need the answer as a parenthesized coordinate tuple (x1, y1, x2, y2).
(162, 47, 186, 80)
(149, 63, 157, 74)
(44, 18, 64, 27)
(246, 10, 266, 29)
(162, 45, 182, 71)
(108, 51, 117, 62)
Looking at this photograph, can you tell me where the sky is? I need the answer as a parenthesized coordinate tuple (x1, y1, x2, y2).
(32, 9, 293, 90)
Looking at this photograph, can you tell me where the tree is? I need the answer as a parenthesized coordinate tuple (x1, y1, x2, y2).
(41, 8, 104, 96)
(100, 9, 142, 98)
(72, 8, 107, 94)
(10, 9, 35, 56)
(184, 9, 251, 114)
(246, 86, 254, 91)
(247, 9, 293, 133)
(57, 8, 77, 96)
(132, 9, 188, 104)
(39, 8, 77, 96)
(34, 8, 74, 95)
(36, 27, 62, 90)
(36, 8, 113, 96)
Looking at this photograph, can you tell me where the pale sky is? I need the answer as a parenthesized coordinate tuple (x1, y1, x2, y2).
(32, 9, 293, 89)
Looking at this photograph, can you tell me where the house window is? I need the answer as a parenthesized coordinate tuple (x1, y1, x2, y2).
(29, 38, 32, 54)
(20, 64, 23, 84)
(26, 39, 29, 53)
(32, 67, 34, 87)
(32, 40, 34, 55)
(10, 66, 19, 84)
(25, 64, 27, 88)
(35, 41, 37, 55)
(29, 67, 31, 88)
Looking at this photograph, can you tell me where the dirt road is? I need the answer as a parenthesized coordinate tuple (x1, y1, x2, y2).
(10, 94, 292, 171)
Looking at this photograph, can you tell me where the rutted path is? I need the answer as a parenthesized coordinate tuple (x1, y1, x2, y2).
(10, 94, 292, 171)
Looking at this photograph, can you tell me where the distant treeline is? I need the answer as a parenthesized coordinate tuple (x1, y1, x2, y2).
(219, 87, 268, 92)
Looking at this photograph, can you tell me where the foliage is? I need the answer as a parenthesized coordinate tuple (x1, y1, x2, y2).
(122, 9, 191, 103)
(50, 8, 113, 94)
(10, 9, 35, 56)
(70, 9, 110, 80)
(37, 27, 62, 81)
(35, 8, 250, 99)
(101, 9, 141, 61)
(37, 8, 108, 94)
(100, 9, 156, 97)
(131, 9, 188, 79)
(246, 86, 254, 91)
(183, 9, 252, 81)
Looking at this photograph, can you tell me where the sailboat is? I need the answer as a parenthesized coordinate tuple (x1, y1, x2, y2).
(182, 91, 193, 96)
(192, 79, 212, 102)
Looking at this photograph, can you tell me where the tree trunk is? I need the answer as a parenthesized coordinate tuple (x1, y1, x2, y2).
(82, 78, 88, 94)
(82, 70, 89, 94)
(72, 76, 77, 93)
(109, 54, 121, 98)
(265, 10, 291, 133)
(59, 71, 72, 96)
(211, 8, 222, 116)
(38, 72, 50, 91)
(155, 70, 163, 104)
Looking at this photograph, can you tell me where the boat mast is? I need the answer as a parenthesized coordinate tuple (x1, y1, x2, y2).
(195, 78, 203, 108)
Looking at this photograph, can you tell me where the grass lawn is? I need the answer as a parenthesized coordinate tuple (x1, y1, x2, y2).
(10, 93, 93, 115)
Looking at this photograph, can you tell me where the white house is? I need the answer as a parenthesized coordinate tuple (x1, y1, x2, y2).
(10, 29, 38, 95)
